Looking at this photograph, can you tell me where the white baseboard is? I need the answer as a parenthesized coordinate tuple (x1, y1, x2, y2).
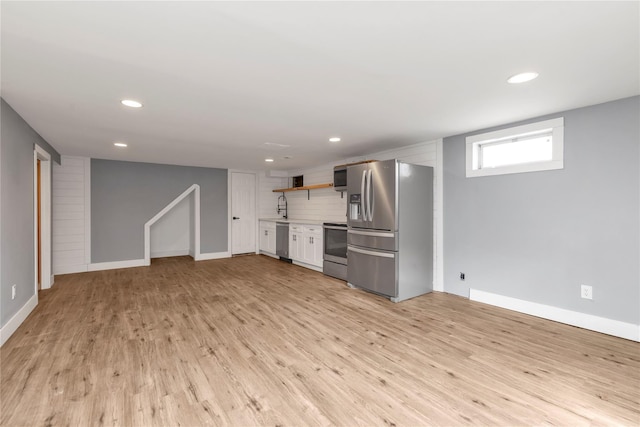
(197, 251, 230, 261)
(470, 289, 640, 342)
(88, 259, 146, 272)
(1, 294, 38, 347)
(150, 249, 190, 258)
(54, 264, 88, 275)
(87, 253, 230, 272)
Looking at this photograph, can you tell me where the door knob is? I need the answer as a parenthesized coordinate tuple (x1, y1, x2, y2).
(233, 216, 240, 220)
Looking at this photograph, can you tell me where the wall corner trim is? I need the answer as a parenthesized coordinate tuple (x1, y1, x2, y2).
(0, 294, 38, 347)
(470, 289, 640, 342)
(87, 259, 146, 272)
(434, 138, 444, 292)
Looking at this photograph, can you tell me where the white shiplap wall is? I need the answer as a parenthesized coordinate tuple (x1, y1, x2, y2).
(280, 140, 438, 221)
(283, 177, 347, 222)
(52, 156, 90, 274)
(257, 171, 287, 219)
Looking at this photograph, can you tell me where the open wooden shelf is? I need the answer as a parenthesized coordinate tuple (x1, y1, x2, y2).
(272, 183, 333, 193)
(272, 183, 334, 200)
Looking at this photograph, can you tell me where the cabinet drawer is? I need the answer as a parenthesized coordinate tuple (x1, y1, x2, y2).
(303, 226, 321, 235)
(290, 225, 303, 232)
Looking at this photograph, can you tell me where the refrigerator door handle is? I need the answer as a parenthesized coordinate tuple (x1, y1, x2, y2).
(348, 229, 394, 238)
(368, 169, 374, 221)
(348, 245, 395, 259)
(361, 169, 367, 221)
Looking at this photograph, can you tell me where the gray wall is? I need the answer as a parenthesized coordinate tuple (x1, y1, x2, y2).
(443, 96, 639, 325)
(1, 98, 60, 327)
(91, 159, 228, 262)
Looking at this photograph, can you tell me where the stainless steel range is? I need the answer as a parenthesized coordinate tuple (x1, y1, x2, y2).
(323, 222, 347, 280)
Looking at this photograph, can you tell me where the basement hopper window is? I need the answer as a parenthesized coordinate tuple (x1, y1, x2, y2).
(466, 117, 564, 177)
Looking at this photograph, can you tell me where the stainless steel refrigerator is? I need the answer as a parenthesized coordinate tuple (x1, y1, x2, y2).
(347, 159, 433, 302)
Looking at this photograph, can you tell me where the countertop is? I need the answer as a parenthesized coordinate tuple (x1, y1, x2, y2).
(259, 218, 332, 225)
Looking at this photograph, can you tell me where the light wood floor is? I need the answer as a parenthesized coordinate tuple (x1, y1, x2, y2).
(1, 256, 639, 426)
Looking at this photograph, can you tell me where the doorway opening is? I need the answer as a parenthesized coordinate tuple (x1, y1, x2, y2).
(34, 145, 52, 291)
(37, 159, 41, 289)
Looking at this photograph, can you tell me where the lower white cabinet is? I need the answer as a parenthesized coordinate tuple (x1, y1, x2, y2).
(302, 225, 323, 268)
(289, 225, 304, 261)
(264, 221, 323, 270)
(289, 224, 323, 268)
(259, 221, 276, 255)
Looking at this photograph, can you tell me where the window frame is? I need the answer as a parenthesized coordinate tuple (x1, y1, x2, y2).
(465, 117, 564, 178)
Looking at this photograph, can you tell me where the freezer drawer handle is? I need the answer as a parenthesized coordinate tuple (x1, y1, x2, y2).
(348, 229, 394, 238)
(348, 246, 395, 258)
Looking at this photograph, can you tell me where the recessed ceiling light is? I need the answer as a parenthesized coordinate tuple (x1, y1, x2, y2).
(114, 142, 128, 147)
(265, 158, 274, 162)
(329, 137, 341, 142)
(507, 72, 539, 84)
(121, 99, 143, 108)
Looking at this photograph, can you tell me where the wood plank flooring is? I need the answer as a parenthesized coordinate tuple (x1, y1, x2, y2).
(1, 255, 639, 426)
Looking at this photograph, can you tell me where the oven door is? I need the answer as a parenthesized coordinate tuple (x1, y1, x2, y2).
(323, 225, 347, 265)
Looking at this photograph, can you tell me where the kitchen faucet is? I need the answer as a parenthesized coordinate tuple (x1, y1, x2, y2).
(277, 194, 288, 219)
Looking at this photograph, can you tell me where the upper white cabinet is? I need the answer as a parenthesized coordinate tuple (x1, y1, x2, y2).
(259, 221, 276, 255)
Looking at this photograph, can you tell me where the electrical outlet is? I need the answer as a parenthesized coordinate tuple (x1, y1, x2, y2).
(459, 272, 465, 281)
(581, 284, 593, 300)
(11, 285, 16, 300)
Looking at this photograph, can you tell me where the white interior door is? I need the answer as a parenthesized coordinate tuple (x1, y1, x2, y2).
(231, 172, 256, 254)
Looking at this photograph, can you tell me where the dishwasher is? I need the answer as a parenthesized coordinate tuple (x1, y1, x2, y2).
(276, 222, 291, 260)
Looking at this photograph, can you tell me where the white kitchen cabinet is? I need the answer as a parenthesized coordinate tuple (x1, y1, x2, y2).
(265, 221, 323, 271)
(302, 225, 323, 268)
(259, 221, 276, 255)
(289, 224, 304, 261)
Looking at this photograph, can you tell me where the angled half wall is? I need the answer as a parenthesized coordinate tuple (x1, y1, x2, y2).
(90, 159, 228, 270)
(144, 184, 200, 265)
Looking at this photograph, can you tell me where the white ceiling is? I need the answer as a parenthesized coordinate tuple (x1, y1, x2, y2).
(2, 1, 638, 172)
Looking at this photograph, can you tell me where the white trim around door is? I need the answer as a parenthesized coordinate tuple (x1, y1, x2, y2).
(434, 138, 444, 292)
